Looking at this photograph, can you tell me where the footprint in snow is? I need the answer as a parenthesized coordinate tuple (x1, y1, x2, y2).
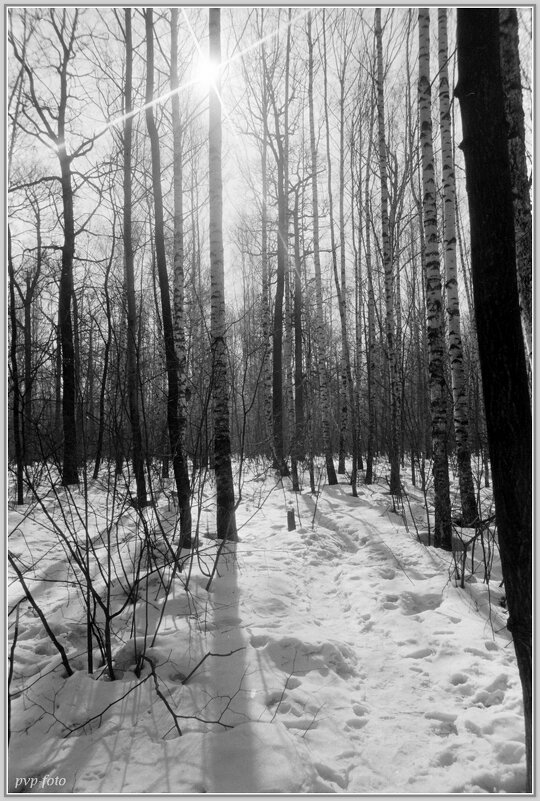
(448, 672, 474, 696)
(433, 745, 459, 767)
(359, 613, 374, 631)
(378, 567, 396, 580)
(399, 591, 442, 616)
(425, 710, 458, 737)
(345, 716, 368, 730)
(314, 762, 349, 791)
(404, 647, 434, 659)
(471, 673, 508, 707)
(283, 717, 319, 732)
(381, 594, 399, 610)
(344, 701, 370, 731)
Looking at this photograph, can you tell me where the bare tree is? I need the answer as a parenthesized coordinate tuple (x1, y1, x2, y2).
(499, 8, 532, 380)
(375, 8, 400, 497)
(307, 11, 338, 486)
(144, 8, 191, 544)
(209, 8, 237, 540)
(123, 9, 148, 508)
(170, 8, 192, 538)
(322, 12, 358, 495)
(437, 9, 477, 527)
(418, 8, 451, 549)
(456, 9, 532, 788)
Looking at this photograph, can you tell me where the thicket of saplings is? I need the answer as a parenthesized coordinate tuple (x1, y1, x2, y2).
(9, 402, 498, 700)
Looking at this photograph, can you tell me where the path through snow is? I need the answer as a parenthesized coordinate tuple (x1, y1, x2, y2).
(8, 473, 526, 793)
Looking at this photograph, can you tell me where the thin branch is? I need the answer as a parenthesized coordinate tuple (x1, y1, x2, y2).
(181, 647, 246, 686)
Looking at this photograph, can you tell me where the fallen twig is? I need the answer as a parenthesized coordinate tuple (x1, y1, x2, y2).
(182, 647, 246, 686)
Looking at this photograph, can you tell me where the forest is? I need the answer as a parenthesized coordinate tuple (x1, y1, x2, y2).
(7, 7, 532, 795)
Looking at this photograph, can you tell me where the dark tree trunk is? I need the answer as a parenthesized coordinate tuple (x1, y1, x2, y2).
(307, 11, 337, 486)
(456, 10, 532, 790)
(499, 9, 532, 377)
(58, 154, 78, 486)
(272, 136, 288, 478)
(23, 273, 34, 465)
(8, 228, 25, 505)
(208, 7, 237, 541)
(93, 251, 113, 480)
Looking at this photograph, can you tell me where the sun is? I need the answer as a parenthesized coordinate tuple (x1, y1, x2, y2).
(195, 55, 221, 89)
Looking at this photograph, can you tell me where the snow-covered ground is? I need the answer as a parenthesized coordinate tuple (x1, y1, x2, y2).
(8, 461, 526, 794)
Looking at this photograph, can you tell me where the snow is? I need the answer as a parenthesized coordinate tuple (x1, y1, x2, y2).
(8, 462, 527, 795)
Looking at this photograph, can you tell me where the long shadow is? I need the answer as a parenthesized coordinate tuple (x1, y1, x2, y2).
(203, 539, 257, 793)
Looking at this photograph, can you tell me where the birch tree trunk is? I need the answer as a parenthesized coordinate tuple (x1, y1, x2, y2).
(260, 31, 273, 458)
(375, 8, 400, 497)
(145, 9, 192, 545)
(292, 187, 305, 481)
(281, 11, 293, 477)
(123, 9, 148, 508)
(456, 10, 532, 787)
(170, 8, 192, 538)
(438, 8, 478, 527)
(209, 8, 237, 540)
(418, 8, 452, 550)
(362, 98, 376, 486)
(307, 11, 337, 486)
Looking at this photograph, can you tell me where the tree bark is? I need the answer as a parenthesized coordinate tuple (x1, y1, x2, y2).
(93, 243, 113, 480)
(438, 9, 478, 527)
(456, 10, 532, 789)
(170, 8, 192, 538)
(259, 31, 273, 459)
(145, 8, 191, 544)
(418, 8, 452, 550)
(58, 149, 78, 485)
(291, 188, 305, 491)
(8, 228, 25, 504)
(363, 103, 376, 486)
(307, 11, 337, 486)
(209, 8, 237, 541)
(375, 8, 400, 497)
(322, 16, 358, 494)
(499, 8, 532, 382)
(123, 8, 148, 508)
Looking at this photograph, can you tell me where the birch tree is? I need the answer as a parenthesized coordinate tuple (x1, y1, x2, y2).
(418, 8, 452, 550)
(122, 9, 148, 508)
(170, 8, 192, 538)
(375, 8, 400, 497)
(438, 9, 477, 527)
(145, 8, 191, 544)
